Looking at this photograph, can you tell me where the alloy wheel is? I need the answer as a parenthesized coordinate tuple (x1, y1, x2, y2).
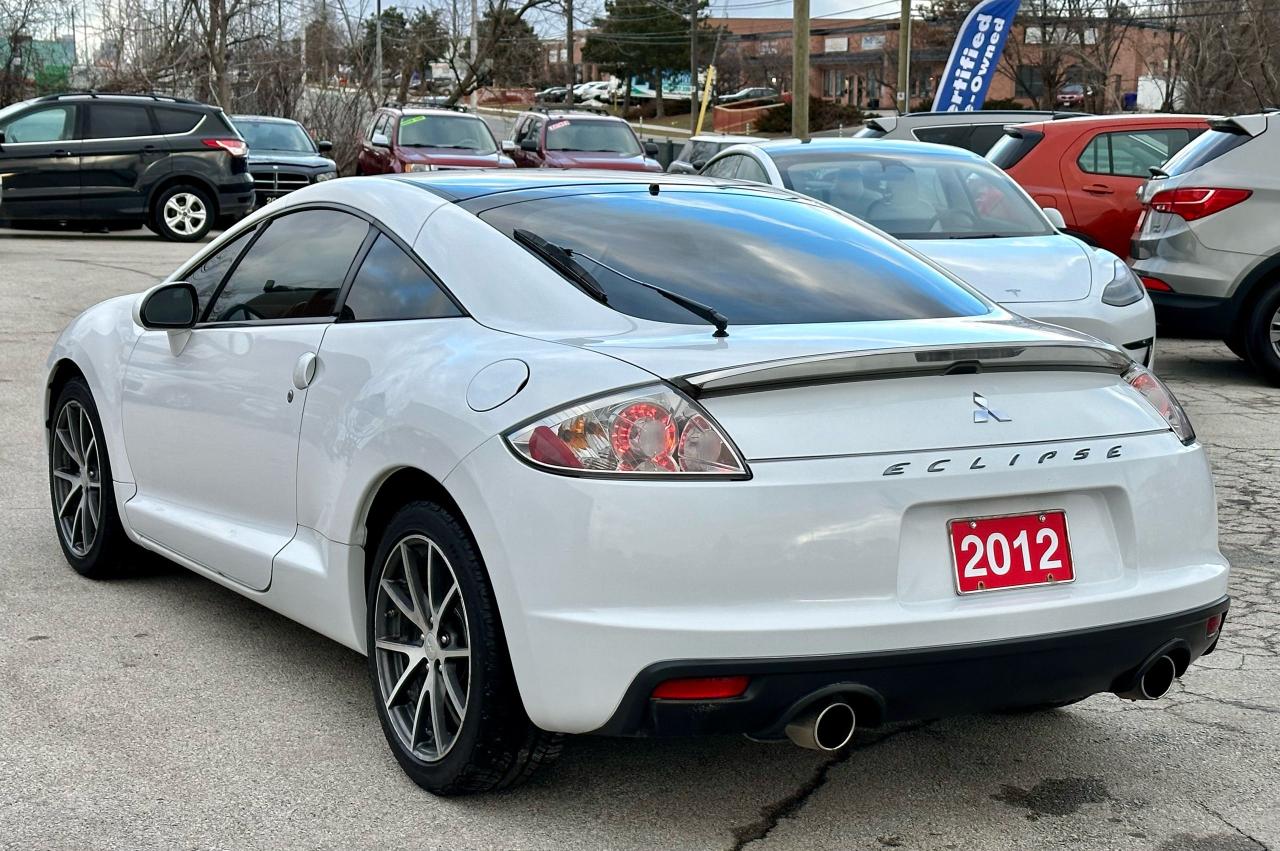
(162, 192, 207, 237)
(51, 401, 101, 557)
(374, 534, 471, 763)
(1271, 304, 1280, 359)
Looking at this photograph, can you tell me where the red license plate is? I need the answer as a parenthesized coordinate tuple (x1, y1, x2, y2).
(948, 511, 1074, 594)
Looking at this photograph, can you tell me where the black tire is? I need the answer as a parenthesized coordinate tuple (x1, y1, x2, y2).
(1242, 282, 1280, 386)
(150, 184, 214, 242)
(366, 500, 562, 795)
(1224, 332, 1250, 362)
(48, 378, 135, 579)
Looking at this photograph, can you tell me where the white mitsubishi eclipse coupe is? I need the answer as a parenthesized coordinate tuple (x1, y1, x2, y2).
(46, 172, 1228, 795)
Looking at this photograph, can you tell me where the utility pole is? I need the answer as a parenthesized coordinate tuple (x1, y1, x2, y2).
(689, 0, 698, 132)
(566, 0, 574, 94)
(896, 0, 910, 113)
(375, 0, 383, 102)
(470, 0, 479, 111)
(791, 0, 809, 139)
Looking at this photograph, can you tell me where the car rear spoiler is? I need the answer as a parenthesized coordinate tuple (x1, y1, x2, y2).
(680, 341, 1132, 396)
(1208, 115, 1268, 136)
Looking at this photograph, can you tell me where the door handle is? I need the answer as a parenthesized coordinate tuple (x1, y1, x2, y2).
(52, 149, 72, 158)
(292, 352, 318, 390)
(1082, 184, 1114, 195)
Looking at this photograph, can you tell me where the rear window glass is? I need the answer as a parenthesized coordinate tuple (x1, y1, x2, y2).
(912, 125, 973, 148)
(478, 189, 989, 326)
(1158, 128, 1251, 176)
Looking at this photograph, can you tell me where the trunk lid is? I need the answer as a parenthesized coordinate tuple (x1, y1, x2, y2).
(904, 234, 1093, 303)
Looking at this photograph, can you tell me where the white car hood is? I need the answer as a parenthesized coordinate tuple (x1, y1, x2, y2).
(903, 234, 1094, 304)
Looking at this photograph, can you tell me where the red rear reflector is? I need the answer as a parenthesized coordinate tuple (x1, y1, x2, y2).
(1206, 614, 1222, 637)
(651, 676, 750, 700)
(1140, 275, 1172, 292)
(202, 137, 248, 157)
(1149, 187, 1251, 221)
(527, 425, 583, 469)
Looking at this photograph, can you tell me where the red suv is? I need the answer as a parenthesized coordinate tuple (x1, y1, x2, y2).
(987, 114, 1210, 258)
(504, 110, 662, 172)
(356, 106, 514, 175)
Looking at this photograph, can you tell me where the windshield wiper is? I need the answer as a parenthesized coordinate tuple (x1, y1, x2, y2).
(567, 248, 729, 338)
(511, 230, 729, 338)
(512, 229, 609, 304)
(946, 233, 1012, 239)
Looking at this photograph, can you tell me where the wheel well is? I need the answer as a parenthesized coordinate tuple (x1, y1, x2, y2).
(45, 359, 86, 427)
(361, 467, 471, 586)
(148, 174, 220, 222)
(1228, 260, 1280, 340)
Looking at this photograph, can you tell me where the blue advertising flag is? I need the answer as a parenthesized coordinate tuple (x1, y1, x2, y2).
(930, 0, 1022, 112)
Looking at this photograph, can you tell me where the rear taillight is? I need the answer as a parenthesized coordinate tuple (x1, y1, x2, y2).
(1149, 187, 1251, 221)
(651, 676, 750, 700)
(1123, 365, 1195, 445)
(506, 384, 748, 477)
(1139, 275, 1172, 292)
(202, 137, 248, 157)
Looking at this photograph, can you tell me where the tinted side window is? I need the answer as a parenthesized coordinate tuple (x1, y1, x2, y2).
(703, 155, 740, 178)
(185, 228, 255, 315)
(0, 105, 76, 143)
(154, 107, 202, 134)
(967, 123, 1008, 155)
(912, 125, 972, 148)
(207, 210, 370, 323)
(1160, 128, 1250, 176)
(735, 156, 769, 183)
(342, 235, 461, 321)
(87, 104, 154, 139)
(1078, 129, 1191, 177)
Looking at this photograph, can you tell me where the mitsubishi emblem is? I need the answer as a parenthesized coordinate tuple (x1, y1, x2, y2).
(973, 392, 1011, 423)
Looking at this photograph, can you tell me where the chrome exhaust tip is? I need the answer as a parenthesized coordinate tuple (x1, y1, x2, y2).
(1118, 654, 1177, 700)
(785, 701, 857, 752)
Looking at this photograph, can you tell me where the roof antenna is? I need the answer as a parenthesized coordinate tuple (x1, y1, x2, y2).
(649, 183, 660, 196)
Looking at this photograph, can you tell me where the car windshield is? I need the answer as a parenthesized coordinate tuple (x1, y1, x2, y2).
(398, 114, 497, 153)
(770, 150, 1055, 240)
(545, 119, 641, 154)
(236, 119, 316, 152)
(478, 188, 989, 326)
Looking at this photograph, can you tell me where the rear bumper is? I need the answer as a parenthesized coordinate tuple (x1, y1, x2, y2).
(597, 596, 1229, 737)
(216, 178, 256, 219)
(1148, 291, 1235, 338)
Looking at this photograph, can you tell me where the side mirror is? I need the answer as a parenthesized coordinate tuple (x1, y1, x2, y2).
(668, 162, 694, 175)
(0, 129, 6, 145)
(519, 138, 539, 152)
(501, 140, 518, 154)
(134, 282, 198, 330)
(643, 141, 660, 157)
(690, 159, 706, 170)
(317, 140, 333, 153)
(1041, 207, 1067, 229)
(372, 132, 390, 148)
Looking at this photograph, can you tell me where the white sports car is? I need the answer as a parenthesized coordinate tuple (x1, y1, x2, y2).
(701, 138, 1158, 366)
(46, 172, 1228, 795)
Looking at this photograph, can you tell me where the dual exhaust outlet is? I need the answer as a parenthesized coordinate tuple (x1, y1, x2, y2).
(782, 653, 1180, 752)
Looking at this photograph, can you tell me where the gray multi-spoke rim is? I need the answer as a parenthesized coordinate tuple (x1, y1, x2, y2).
(162, 192, 207, 236)
(374, 534, 471, 763)
(1270, 305, 1280, 359)
(51, 400, 101, 557)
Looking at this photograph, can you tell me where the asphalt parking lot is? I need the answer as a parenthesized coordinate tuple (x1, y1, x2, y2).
(1, 229, 1277, 851)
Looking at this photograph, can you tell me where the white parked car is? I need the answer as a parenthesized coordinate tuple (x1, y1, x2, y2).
(46, 172, 1228, 795)
(702, 138, 1158, 366)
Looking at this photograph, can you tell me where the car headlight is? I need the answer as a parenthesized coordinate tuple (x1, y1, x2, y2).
(505, 384, 748, 477)
(1102, 258, 1145, 307)
(1123, 365, 1195, 444)
(315, 170, 337, 182)
(405, 163, 435, 173)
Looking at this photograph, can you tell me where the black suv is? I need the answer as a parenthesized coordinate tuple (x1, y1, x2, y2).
(0, 92, 254, 241)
